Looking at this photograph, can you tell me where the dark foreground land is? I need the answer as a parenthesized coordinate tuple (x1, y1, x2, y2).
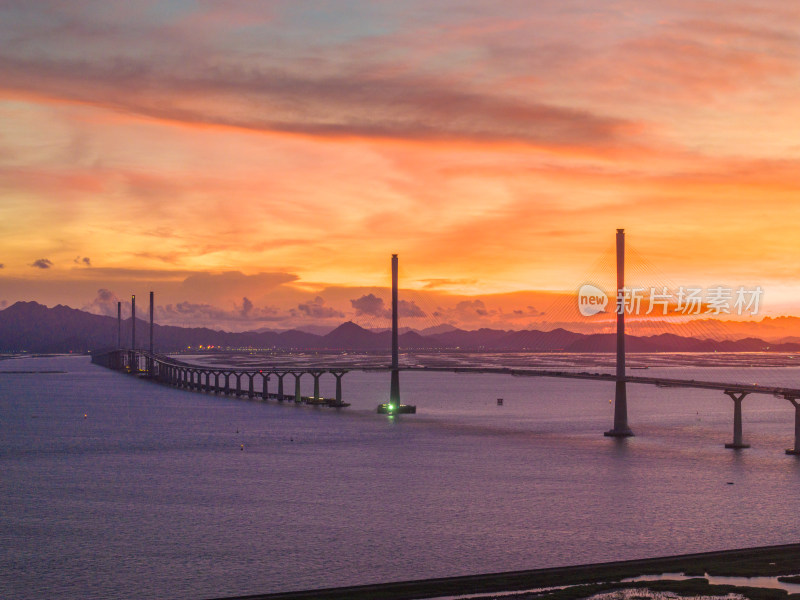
(208, 543, 800, 600)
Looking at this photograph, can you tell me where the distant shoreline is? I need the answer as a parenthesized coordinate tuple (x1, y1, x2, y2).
(207, 543, 800, 600)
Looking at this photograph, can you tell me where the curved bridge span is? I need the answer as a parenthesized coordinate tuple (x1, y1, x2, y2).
(91, 348, 350, 408)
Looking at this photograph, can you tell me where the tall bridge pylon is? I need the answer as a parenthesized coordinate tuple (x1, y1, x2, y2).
(378, 253, 416, 415)
(605, 228, 634, 437)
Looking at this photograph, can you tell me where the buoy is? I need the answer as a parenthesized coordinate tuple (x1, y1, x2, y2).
(84, 414, 87, 419)
(240, 444, 244, 451)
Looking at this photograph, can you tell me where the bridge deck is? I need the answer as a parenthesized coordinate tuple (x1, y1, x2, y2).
(395, 366, 800, 399)
(147, 352, 800, 400)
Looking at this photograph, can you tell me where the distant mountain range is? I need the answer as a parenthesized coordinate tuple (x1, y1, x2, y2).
(2, 300, 800, 354)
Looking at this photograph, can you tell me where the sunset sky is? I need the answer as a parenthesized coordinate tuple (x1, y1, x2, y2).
(2, 1, 799, 332)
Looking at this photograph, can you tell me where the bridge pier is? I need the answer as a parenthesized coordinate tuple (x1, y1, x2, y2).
(294, 373, 302, 403)
(248, 373, 255, 398)
(261, 372, 269, 400)
(724, 391, 750, 449)
(312, 372, 322, 403)
(334, 371, 344, 405)
(785, 398, 800, 455)
(235, 373, 242, 397)
(276, 372, 285, 401)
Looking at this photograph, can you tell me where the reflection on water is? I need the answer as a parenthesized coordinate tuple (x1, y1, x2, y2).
(2, 354, 800, 600)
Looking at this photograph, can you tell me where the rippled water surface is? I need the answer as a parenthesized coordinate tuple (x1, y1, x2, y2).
(2, 354, 800, 599)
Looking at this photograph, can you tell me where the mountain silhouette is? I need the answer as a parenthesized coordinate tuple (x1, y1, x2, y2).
(0, 301, 797, 354)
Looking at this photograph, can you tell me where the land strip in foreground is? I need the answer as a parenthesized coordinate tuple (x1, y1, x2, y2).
(207, 543, 800, 600)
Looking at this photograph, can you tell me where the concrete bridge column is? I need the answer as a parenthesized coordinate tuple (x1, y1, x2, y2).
(235, 373, 242, 397)
(724, 391, 750, 449)
(786, 398, 800, 455)
(261, 372, 269, 400)
(334, 371, 345, 404)
(276, 373, 285, 402)
(294, 373, 302, 403)
(312, 372, 322, 402)
(247, 373, 255, 399)
(223, 373, 230, 395)
(204, 371, 211, 392)
(213, 372, 220, 394)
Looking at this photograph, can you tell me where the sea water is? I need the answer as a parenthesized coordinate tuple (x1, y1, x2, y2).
(2, 354, 800, 600)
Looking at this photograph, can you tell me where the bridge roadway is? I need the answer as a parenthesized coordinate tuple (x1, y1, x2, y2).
(384, 365, 800, 400)
(93, 349, 351, 408)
